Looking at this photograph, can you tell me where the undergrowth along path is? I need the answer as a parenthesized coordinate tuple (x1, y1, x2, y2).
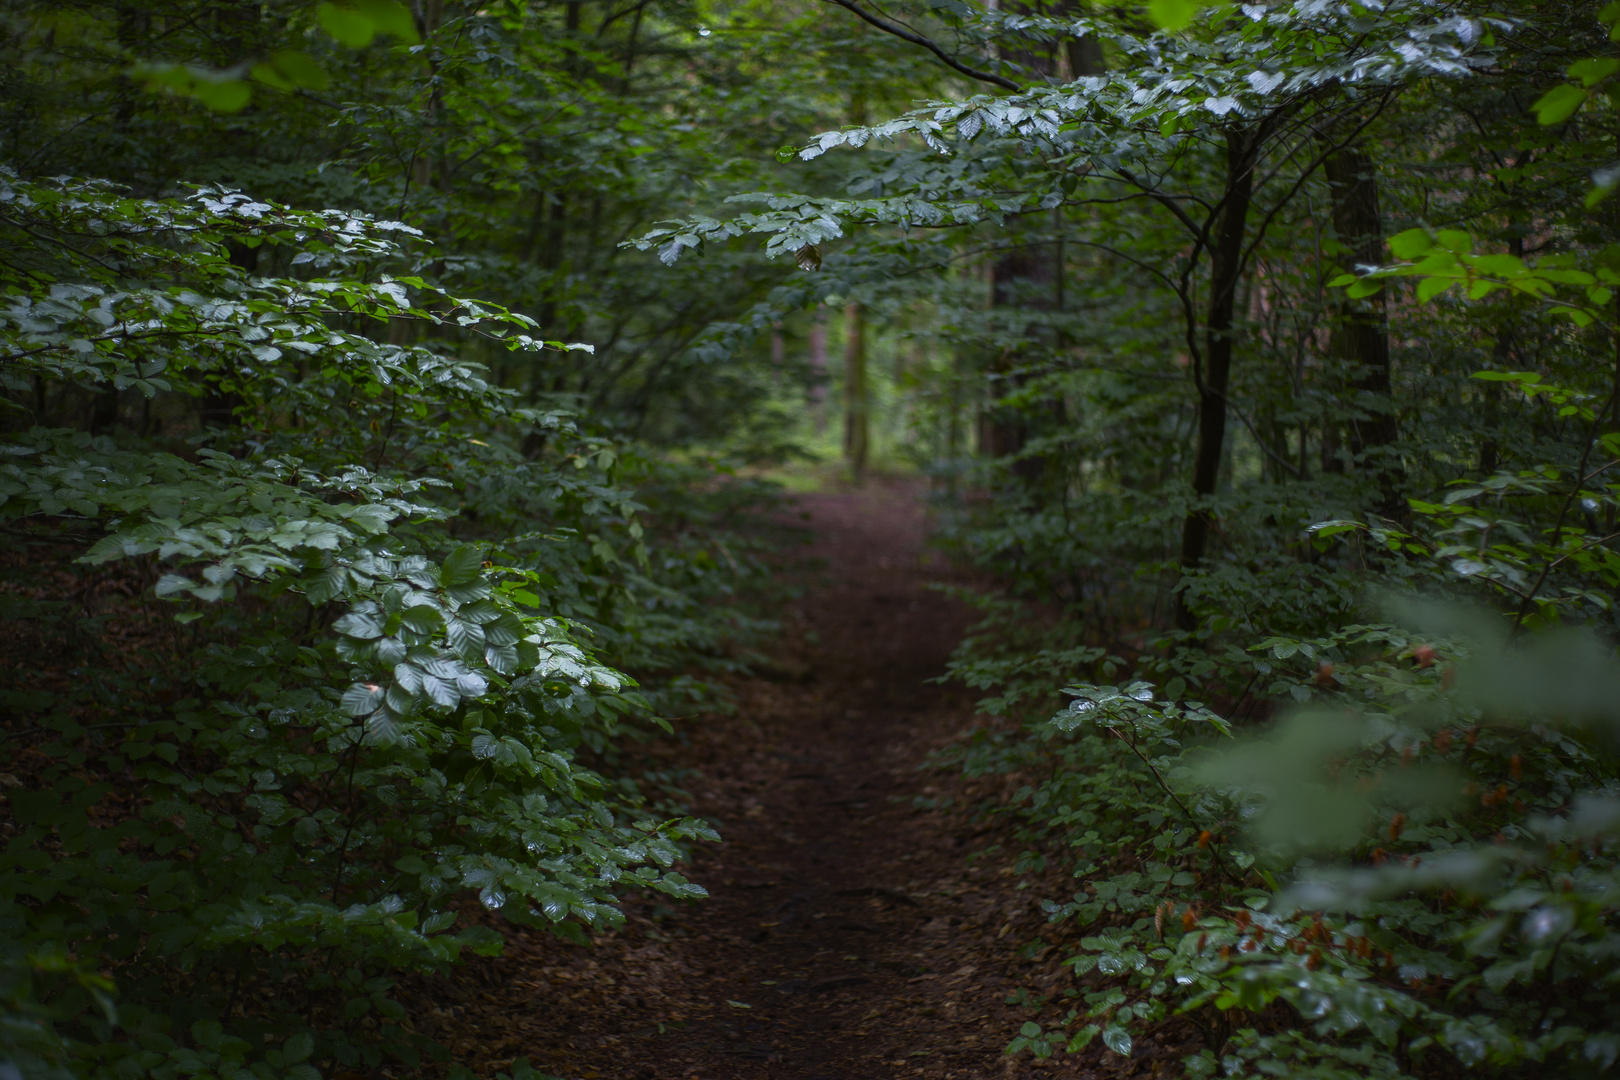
(429, 480, 1095, 1080)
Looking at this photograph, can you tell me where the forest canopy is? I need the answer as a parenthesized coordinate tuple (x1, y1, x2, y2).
(4, 0, 1620, 1078)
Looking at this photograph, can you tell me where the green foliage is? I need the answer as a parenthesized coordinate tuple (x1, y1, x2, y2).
(0, 167, 753, 1074)
(1, 2, 911, 1067)
(11, 0, 1620, 1076)
(659, 0, 1620, 1075)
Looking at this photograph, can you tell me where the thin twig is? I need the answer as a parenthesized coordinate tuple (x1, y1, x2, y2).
(1109, 725, 1230, 880)
(1509, 386, 1620, 636)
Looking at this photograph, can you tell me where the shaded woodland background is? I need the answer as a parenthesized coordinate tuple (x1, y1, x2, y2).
(6, 1, 1620, 1077)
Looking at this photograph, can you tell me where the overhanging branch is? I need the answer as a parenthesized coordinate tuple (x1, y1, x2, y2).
(824, 0, 1020, 92)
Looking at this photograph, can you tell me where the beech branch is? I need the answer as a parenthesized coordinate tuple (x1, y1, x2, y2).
(824, 0, 1019, 92)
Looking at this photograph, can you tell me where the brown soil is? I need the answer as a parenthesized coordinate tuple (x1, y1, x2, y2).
(427, 479, 1103, 1080)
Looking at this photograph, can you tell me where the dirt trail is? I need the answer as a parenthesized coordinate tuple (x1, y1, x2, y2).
(432, 481, 1090, 1080)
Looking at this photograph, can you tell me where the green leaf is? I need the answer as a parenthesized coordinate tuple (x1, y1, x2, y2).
(1473, 370, 1541, 384)
(1415, 276, 1454, 303)
(1387, 229, 1434, 259)
(1147, 0, 1201, 31)
(342, 682, 385, 716)
(1102, 1025, 1132, 1056)
(445, 618, 486, 659)
(399, 604, 445, 632)
(1534, 84, 1589, 126)
(1569, 57, 1620, 88)
(304, 565, 348, 605)
(422, 673, 460, 708)
(253, 51, 332, 91)
(483, 614, 526, 647)
(441, 545, 485, 587)
(1435, 229, 1473, 253)
(317, 2, 378, 46)
(250, 62, 297, 92)
(284, 1032, 315, 1063)
(355, 0, 422, 43)
(319, 0, 420, 46)
(484, 642, 520, 674)
(333, 612, 385, 639)
(456, 926, 504, 956)
(192, 78, 252, 112)
(1549, 304, 1597, 327)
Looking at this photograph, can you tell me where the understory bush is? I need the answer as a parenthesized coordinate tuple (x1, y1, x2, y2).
(0, 170, 766, 1077)
(642, 0, 1620, 1075)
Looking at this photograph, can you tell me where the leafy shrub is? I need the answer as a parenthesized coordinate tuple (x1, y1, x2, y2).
(0, 171, 755, 1075)
(939, 342, 1620, 1078)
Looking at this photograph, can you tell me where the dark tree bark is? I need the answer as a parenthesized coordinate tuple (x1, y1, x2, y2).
(1177, 126, 1264, 628)
(981, 3, 1102, 485)
(809, 304, 828, 435)
(841, 89, 871, 478)
(1065, 31, 1105, 81)
(983, 245, 1056, 473)
(843, 301, 869, 477)
(1478, 234, 1524, 477)
(1324, 147, 1402, 518)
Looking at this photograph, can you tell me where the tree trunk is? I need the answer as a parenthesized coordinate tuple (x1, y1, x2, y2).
(1064, 29, 1105, 80)
(1177, 127, 1263, 628)
(1324, 147, 1402, 518)
(981, 8, 1099, 484)
(1478, 234, 1523, 477)
(809, 305, 828, 434)
(843, 301, 869, 477)
(410, 0, 447, 193)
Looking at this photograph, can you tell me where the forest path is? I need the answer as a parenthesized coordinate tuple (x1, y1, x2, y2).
(433, 480, 1089, 1080)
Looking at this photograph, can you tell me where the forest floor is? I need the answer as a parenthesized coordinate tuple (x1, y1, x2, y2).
(424, 478, 1122, 1080)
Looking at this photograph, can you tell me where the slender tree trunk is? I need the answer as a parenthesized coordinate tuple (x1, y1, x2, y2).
(1324, 147, 1402, 519)
(840, 85, 870, 476)
(844, 301, 869, 477)
(809, 305, 828, 435)
(1177, 127, 1263, 629)
(1479, 234, 1523, 477)
(1610, 291, 1620, 534)
(1321, 409, 1344, 474)
(410, 0, 446, 193)
(981, 5, 1099, 486)
(898, 340, 923, 448)
(947, 345, 965, 498)
(972, 0, 1088, 482)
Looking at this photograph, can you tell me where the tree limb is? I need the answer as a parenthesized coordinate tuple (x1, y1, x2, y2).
(824, 0, 1020, 92)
